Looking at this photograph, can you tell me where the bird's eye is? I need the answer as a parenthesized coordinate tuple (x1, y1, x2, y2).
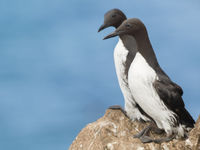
(112, 14, 116, 18)
(125, 24, 131, 28)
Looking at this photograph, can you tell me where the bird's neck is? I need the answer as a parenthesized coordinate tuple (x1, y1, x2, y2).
(119, 35, 138, 54)
(134, 28, 159, 69)
(114, 22, 123, 29)
(114, 17, 127, 28)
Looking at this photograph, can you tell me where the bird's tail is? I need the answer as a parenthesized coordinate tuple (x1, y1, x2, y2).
(177, 107, 195, 128)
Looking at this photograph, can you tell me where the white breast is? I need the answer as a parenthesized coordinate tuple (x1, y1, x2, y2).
(128, 52, 184, 136)
(114, 39, 129, 87)
(114, 39, 149, 121)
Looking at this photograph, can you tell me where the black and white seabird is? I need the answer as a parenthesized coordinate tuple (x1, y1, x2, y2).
(104, 18, 195, 143)
(98, 9, 150, 122)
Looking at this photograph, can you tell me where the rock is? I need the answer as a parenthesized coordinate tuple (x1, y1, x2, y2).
(69, 109, 200, 150)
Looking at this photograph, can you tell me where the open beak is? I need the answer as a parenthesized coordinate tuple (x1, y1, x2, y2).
(98, 24, 107, 32)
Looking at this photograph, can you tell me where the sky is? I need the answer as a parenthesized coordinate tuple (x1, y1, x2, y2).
(0, 0, 200, 149)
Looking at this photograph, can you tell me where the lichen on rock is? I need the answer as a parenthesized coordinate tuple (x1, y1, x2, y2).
(69, 109, 200, 150)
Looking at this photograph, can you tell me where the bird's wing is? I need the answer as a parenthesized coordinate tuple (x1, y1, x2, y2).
(153, 79, 184, 108)
(153, 78, 195, 127)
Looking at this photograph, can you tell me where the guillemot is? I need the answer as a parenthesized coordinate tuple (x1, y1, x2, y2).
(104, 18, 195, 143)
(98, 9, 150, 121)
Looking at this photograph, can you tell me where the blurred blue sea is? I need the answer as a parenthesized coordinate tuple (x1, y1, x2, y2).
(0, 0, 200, 149)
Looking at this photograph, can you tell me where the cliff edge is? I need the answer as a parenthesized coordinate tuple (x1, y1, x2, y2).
(69, 109, 200, 150)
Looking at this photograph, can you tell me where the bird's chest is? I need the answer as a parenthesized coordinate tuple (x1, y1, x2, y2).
(128, 52, 157, 86)
(114, 39, 129, 79)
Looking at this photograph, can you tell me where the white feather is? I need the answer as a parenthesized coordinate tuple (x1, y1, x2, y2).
(128, 52, 185, 137)
(114, 38, 149, 121)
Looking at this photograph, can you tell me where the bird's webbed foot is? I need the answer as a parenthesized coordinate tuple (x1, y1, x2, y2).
(154, 134, 176, 143)
(134, 123, 174, 143)
(140, 135, 155, 143)
(140, 134, 175, 143)
(151, 126, 164, 134)
(133, 125, 152, 138)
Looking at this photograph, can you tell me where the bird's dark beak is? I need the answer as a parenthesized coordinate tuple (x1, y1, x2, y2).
(103, 29, 126, 40)
(103, 31, 119, 40)
(98, 24, 108, 32)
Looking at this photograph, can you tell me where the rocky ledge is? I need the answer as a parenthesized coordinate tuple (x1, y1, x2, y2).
(69, 109, 200, 150)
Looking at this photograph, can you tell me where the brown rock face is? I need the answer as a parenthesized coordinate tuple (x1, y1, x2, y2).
(69, 109, 200, 150)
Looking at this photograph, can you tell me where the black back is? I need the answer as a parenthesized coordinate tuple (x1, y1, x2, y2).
(112, 18, 195, 127)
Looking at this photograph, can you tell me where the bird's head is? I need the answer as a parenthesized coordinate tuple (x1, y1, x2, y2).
(103, 18, 145, 40)
(98, 9, 127, 32)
